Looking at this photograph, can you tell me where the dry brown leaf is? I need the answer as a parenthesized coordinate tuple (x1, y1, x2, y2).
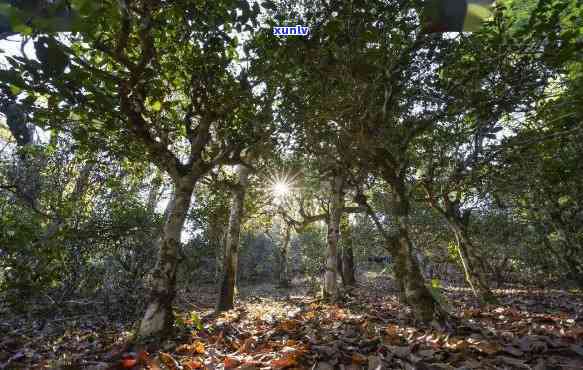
(385, 324, 399, 337)
(446, 338, 469, 351)
(176, 341, 205, 355)
(237, 337, 257, 354)
(351, 352, 368, 365)
(271, 356, 298, 369)
(183, 358, 204, 370)
(159, 352, 180, 370)
(224, 356, 241, 369)
(475, 341, 500, 355)
(279, 320, 300, 333)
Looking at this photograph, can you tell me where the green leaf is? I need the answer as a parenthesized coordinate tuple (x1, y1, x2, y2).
(151, 101, 162, 111)
(9, 84, 22, 96)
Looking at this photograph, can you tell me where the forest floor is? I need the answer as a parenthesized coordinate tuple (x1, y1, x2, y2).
(1, 274, 583, 370)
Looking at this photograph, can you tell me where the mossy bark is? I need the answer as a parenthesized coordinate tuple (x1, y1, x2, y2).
(386, 177, 441, 323)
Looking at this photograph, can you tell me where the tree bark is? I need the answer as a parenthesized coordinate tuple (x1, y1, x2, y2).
(216, 165, 250, 312)
(443, 207, 497, 304)
(278, 224, 291, 287)
(340, 215, 356, 286)
(387, 177, 440, 323)
(323, 173, 344, 301)
(138, 179, 195, 338)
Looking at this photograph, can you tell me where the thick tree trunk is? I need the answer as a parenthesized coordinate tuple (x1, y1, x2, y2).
(393, 225, 437, 322)
(323, 173, 344, 301)
(279, 224, 291, 287)
(340, 215, 356, 286)
(216, 165, 250, 312)
(388, 179, 440, 323)
(138, 180, 195, 338)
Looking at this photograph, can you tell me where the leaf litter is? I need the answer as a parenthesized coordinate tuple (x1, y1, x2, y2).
(1, 278, 583, 369)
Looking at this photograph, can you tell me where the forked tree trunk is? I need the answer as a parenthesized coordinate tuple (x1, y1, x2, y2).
(323, 173, 344, 301)
(442, 207, 496, 303)
(340, 215, 356, 286)
(447, 218, 496, 303)
(387, 178, 440, 323)
(216, 165, 250, 312)
(279, 224, 291, 287)
(393, 224, 437, 322)
(138, 180, 195, 338)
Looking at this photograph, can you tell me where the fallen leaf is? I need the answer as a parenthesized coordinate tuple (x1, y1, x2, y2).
(159, 352, 180, 370)
(387, 345, 410, 358)
(238, 337, 257, 354)
(498, 355, 529, 369)
(313, 345, 336, 357)
(475, 341, 500, 355)
(351, 353, 368, 365)
(183, 358, 204, 369)
(271, 356, 297, 368)
(224, 357, 241, 369)
(315, 362, 334, 370)
(279, 320, 300, 333)
(416, 349, 436, 359)
(367, 356, 383, 370)
(385, 324, 399, 337)
(516, 337, 547, 353)
(121, 352, 137, 369)
(502, 346, 524, 357)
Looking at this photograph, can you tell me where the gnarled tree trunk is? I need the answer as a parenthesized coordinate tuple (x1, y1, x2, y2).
(442, 205, 496, 304)
(388, 178, 440, 323)
(323, 173, 344, 301)
(138, 179, 195, 338)
(216, 165, 250, 312)
(340, 215, 356, 286)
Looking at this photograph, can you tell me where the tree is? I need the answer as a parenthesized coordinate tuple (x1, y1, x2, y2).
(216, 164, 252, 311)
(1, 0, 266, 338)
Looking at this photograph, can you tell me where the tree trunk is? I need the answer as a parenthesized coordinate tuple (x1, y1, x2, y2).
(337, 248, 344, 286)
(279, 224, 291, 287)
(340, 215, 356, 286)
(216, 165, 250, 312)
(444, 209, 496, 304)
(388, 179, 440, 323)
(323, 173, 344, 301)
(138, 179, 195, 338)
